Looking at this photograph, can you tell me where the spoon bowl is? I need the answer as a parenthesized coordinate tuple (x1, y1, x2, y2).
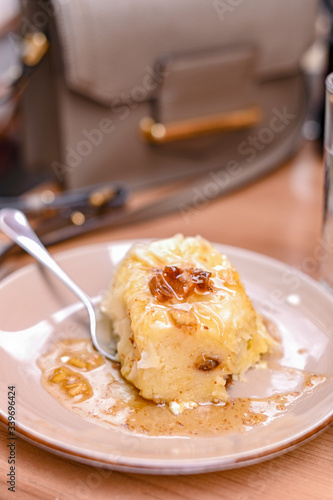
(0, 208, 118, 362)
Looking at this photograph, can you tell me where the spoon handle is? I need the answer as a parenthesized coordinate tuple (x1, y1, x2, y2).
(0, 208, 93, 311)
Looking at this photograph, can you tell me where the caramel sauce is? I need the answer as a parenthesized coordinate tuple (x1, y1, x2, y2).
(149, 266, 213, 302)
(37, 338, 328, 437)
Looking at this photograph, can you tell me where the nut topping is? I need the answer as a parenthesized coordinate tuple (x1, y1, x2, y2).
(195, 355, 220, 372)
(49, 366, 93, 401)
(149, 266, 212, 301)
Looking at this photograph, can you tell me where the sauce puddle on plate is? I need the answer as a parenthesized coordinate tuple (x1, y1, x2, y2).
(37, 338, 327, 437)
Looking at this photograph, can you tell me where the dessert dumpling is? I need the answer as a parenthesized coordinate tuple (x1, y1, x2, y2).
(103, 235, 273, 412)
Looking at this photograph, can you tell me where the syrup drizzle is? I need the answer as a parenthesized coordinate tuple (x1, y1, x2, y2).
(37, 338, 328, 437)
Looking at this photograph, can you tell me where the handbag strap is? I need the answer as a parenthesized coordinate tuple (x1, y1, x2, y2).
(0, 110, 303, 267)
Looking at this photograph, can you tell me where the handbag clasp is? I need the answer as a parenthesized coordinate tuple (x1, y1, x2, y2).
(139, 106, 262, 144)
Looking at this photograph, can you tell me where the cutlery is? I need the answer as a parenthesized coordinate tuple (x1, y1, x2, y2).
(0, 208, 118, 362)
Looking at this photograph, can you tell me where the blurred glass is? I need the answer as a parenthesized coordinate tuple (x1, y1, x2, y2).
(321, 72, 333, 290)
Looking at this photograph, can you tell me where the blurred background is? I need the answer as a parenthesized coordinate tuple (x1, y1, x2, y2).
(0, 0, 331, 265)
(0, 0, 330, 196)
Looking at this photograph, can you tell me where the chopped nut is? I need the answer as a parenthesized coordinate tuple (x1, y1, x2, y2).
(67, 383, 87, 397)
(64, 352, 104, 371)
(68, 357, 86, 368)
(49, 366, 93, 401)
(50, 367, 67, 383)
(195, 355, 220, 372)
(149, 265, 213, 302)
(169, 308, 197, 327)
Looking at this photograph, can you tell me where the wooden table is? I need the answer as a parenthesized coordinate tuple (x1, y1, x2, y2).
(0, 141, 332, 500)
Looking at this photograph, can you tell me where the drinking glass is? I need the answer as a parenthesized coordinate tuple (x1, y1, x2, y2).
(321, 73, 333, 290)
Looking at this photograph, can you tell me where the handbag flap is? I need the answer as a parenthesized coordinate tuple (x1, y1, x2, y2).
(53, 0, 318, 106)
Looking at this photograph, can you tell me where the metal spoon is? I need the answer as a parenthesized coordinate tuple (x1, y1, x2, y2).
(0, 208, 118, 362)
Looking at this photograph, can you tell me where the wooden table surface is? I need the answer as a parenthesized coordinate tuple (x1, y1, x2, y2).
(0, 141, 332, 500)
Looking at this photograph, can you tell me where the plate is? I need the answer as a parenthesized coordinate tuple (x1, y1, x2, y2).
(0, 240, 333, 474)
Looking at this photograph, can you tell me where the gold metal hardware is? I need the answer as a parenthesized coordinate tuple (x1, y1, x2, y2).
(139, 107, 262, 144)
(40, 190, 56, 205)
(71, 211, 86, 226)
(89, 187, 117, 208)
(22, 32, 49, 67)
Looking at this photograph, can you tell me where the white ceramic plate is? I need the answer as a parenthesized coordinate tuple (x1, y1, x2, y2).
(0, 240, 333, 475)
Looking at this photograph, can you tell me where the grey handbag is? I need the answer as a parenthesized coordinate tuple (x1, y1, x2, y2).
(21, 0, 318, 197)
